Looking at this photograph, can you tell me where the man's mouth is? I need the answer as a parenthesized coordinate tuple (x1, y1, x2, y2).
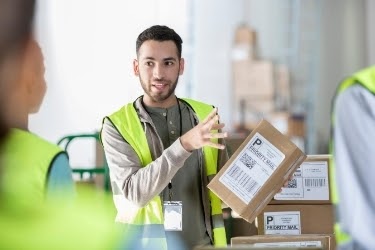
(152, 82, 168, 90)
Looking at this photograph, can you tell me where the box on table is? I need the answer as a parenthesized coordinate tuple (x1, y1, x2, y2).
(231, 234, 333, 250)
(208, 119, 306, 223)
(256, 204, 334, 235)
(271, 155, 332, 204)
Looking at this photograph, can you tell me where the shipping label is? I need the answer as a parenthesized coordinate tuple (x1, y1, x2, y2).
(264, 211, 301, 235)
(274, 161, 329, 200)
(219, 133, 285, 204)
(254, 241, 322, 247)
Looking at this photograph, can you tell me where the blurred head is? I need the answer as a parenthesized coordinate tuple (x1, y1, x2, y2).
(0, 0, 35, 141)
(134, 25, 184, 108)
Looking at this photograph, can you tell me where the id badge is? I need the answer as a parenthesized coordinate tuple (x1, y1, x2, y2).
(163, 201, 182, 231)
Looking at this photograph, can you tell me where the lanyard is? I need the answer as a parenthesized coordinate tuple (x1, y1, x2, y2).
(168, 97, 183, 201)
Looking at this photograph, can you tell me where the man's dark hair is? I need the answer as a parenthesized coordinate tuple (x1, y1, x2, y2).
(136, 25, 183, 58)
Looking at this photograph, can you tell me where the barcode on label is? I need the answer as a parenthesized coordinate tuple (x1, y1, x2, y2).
(287, 179, 297, 188)
(240, 153, 256, 169)
(228, 165, 260, 193)
(305, 178, 326, 187)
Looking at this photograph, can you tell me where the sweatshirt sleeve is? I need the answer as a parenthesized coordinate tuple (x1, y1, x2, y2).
(101, 118, 191, 207)
(46, 153, 76, 200)
(333, 84, 375, 248)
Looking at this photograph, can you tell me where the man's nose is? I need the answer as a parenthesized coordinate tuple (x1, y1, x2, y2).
(153, 64, 164, 79)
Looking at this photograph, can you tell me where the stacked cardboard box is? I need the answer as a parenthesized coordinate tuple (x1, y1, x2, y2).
(232, 24, 257, 61)
(253, 155, 335, 249)
(231, 25, 292, 133)
(257, 204, 333, 235)
(231, 234, 332, 249)
(232, 60, 275, 129)
(271, 155, 331, 204)
(231, 24, 277, 131)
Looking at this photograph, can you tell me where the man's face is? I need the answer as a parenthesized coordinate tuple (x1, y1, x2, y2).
(133, 40, 184, 107)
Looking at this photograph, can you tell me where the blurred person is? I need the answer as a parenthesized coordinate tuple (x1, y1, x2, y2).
(101, 25, 228, 250)
(0, 1, 126, 249)
(0, 34, 126, 244)
(330, 65, 375, 250)
(1, 37, 75, 204)
(0, 1, 74, 203)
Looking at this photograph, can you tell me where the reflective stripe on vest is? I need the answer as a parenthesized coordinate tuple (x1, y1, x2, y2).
(1, 128, 63, 205)
(330, 66, 375, 244)
(106, 98, 226, 248)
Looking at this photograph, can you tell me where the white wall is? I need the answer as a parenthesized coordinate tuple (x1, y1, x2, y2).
(315, 0, 367, 153)
(366, 0, 375, 65)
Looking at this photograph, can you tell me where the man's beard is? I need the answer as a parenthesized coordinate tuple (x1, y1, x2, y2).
(140, 76, 179, 103)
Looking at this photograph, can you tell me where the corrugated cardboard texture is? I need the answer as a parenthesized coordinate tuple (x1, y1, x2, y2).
(257, 204, 334, 235)
(208, 119, 306, 223)
(270, 155, 332, 205)
(231, 234, 332, 250)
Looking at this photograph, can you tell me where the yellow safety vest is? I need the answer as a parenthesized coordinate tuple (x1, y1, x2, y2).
(1, 128, 64, 206)
(330, 65, 375, 245)
(0, 129, 125, 249)
(105, 98, 227, 249)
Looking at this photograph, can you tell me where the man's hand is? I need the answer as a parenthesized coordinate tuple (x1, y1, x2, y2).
(180, 107, 227, 152)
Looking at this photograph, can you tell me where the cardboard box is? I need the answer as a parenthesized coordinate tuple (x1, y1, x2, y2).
(231, 234, 332, 250)
(257, 204, 334, 235)
(271, 155, 332, 204)
(226, 217, 258, 239)
(288, 114, 305, 137)
(234, 24, 257, 46)
(233, 60, 275, 97)
(208, 120, 306, 223)
(194, 246, 322, 250)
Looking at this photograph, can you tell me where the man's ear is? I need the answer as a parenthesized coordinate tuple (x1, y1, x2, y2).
(179, 58, 185, 75)
(133, 59, 139, 76)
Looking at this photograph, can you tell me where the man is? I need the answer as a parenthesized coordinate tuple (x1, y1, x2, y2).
(101, 25, 228, 249)
(330, 65, 375, 249)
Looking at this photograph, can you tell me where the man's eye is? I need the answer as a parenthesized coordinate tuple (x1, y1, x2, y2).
(165, 61, 173, 66)
(146, 62, 153, 66)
